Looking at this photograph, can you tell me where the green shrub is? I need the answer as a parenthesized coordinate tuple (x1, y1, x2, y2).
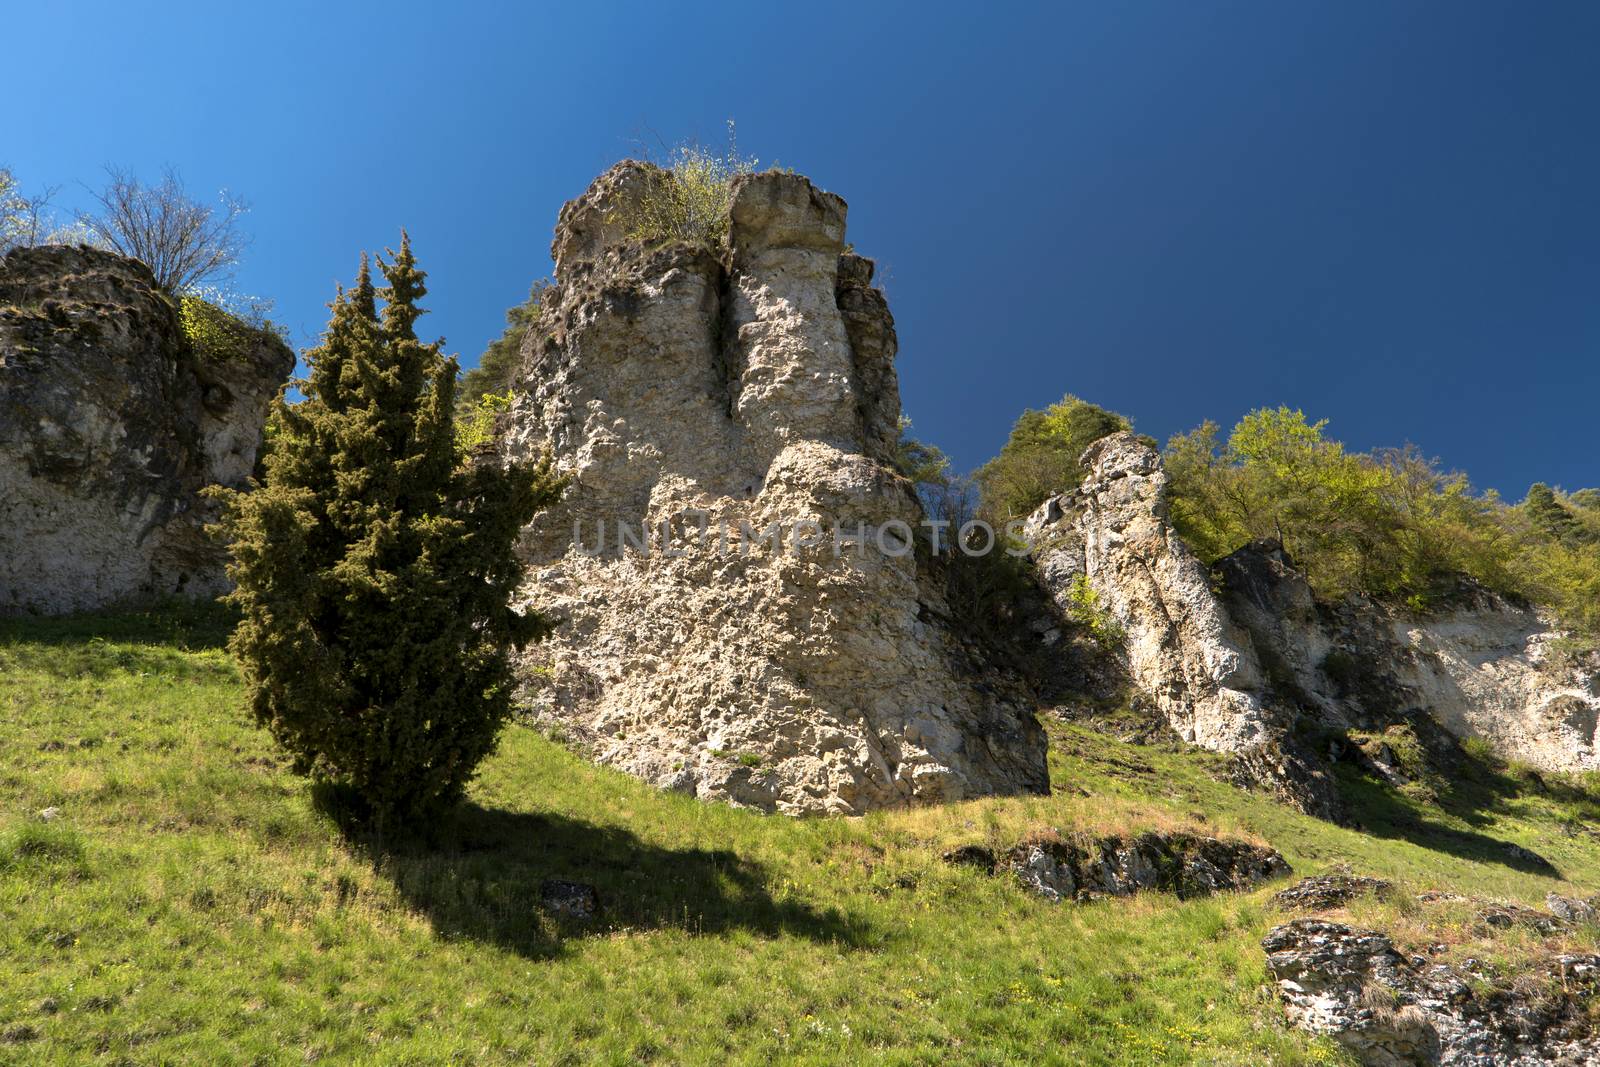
(455, 389, 514, 458)
(456, 282, 545, 421)
(891, 416, 951, 487)
(209, 237, 565, 828)
(976, 395, 1132, 522)
(624, 123, 758, 249)
(1063, 575, 1123, 650)
(179, 293, 284, 364)
(1163, 406, 1600, 639)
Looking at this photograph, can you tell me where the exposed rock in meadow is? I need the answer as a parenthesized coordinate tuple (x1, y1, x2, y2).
(504, 163, 1047, 814)
(0, 246, 293, 615)
(1272, 873, 1394, 911)
(1009, 830, 1290, 903)
(1263, 918, 1600, 1066)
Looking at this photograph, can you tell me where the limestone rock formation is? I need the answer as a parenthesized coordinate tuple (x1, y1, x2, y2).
(1025, 431, 1600, 816)
(1217, 540, 1600, 776)
(505, 163, 1047, 814)
(0, 246, 293, 615)
(1263, 918, 1600, 1066)
(1025, 431, 1343, 818)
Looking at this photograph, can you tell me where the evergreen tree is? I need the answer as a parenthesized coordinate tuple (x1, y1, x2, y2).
(1525, 482, 1585, 546)
(211, 236, 563, 827)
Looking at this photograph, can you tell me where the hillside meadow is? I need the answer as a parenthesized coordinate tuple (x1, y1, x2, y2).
(2, 607, 1597, 1065)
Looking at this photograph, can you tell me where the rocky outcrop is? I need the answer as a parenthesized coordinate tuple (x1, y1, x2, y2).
(504, 163, 1047, 814)
(1009, 830, 1290, 902)
(1025, 432, 1600, 816)
(0, 246, 293, 615)
(1263, 919, 1600, 1066)
(1025, 432, 1343, 818)
(1217, 541, 1600, 776)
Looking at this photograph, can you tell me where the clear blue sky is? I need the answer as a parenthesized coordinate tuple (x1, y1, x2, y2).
(12, 1, 1598, 497)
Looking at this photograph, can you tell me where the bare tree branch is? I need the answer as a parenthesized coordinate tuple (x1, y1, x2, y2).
(79, 166, 250, 292)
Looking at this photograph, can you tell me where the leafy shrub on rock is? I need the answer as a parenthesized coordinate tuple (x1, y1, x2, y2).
(210, 236, 563, 826)
(178, 292, 284, 364)
(624, 123, 759, 249)
(977, 394, 1134, 523)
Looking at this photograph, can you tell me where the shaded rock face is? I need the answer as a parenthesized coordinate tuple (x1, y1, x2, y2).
(0, 246, 293, 615)
(1025, 432, 1600, 817)
(1009, 831, 1290, 903)
(505, 163, 1047, 814)
(1263, 919, 1600, 1066)
(1216, 541, 1600, 777)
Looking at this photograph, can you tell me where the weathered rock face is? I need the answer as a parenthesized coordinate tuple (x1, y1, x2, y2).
(1263, 918, 1600, 1066)
(1025, 432, 1343, 818)
(1214, 540, 1600, 777)
(1027, 433, 1272, 750)
(505, 163, 1047, 814)
(1026, 432, 1600, 814)
(0, 246, 293, 615)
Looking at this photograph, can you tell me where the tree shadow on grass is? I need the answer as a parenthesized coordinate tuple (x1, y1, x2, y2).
(329, 797, 875, 961)
(1335, 764, 1562, 878)
(0, 601, 238, 677)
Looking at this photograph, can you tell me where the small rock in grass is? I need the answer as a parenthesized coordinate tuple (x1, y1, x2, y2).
(1546, 892, 1598, 924)
(36, 807, 61, 822)
(1271, 874, 1392, 911)
(540, 879, 599, 921)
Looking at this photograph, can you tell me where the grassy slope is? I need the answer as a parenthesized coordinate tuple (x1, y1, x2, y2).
(2, 609, 1597, 1065)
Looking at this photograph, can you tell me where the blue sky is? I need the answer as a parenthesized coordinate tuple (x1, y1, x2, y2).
(12, 1, 1598, 497)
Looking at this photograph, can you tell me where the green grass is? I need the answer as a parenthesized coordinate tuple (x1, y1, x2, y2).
(1, 607, 1596, 1064)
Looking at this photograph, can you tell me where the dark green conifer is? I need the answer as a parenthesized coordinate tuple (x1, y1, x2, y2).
(211, 235, 562, 827)
(1525, 482, 1585, 546)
